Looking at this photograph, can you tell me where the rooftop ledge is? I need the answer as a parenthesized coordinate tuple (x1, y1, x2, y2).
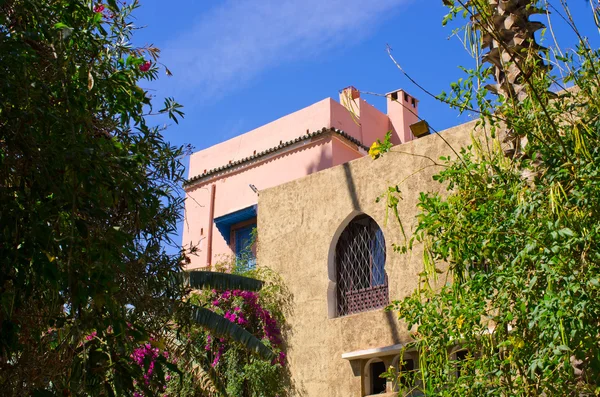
(183, 127, 368, 188)
(341, 343, 404, 360)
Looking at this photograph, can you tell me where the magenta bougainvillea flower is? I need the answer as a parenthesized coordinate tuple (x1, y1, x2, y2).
(203, 288, 285, 367)
(93, 4, 105, 12)
(139, 61, 152, 72)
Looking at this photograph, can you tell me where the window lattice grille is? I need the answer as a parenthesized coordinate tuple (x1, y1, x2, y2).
(335, 216, 388, 316)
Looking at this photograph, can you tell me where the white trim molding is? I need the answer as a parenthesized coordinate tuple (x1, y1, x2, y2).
(341, 343, 404, 360)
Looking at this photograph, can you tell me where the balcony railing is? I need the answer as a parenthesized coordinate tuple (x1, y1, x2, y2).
(339, 275, 389, 316)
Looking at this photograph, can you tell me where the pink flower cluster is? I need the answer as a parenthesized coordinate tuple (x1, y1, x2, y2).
(93, 3, 116, 19)
(223, 306, 248, 326)
(130, 343, 160, 385)
(204, 334, 227, 367)
(275, 351, 286, 366)
(139, 61, 152, 72)
(129, 341, 173, 397)
(205, 289, 285, 367)
(212, 342, 225, 367)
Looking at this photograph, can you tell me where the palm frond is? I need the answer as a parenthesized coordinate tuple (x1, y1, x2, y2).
(190, 305, 275, 361)
(163, 331, 226, 397)
(186, 271, 263, 292)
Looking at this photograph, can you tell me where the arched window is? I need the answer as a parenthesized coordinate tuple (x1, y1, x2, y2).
(335, 215, 387, 316)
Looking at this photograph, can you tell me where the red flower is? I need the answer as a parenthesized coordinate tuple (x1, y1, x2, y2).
(139, 61, 152, 72)
(94, 4, 105, 12)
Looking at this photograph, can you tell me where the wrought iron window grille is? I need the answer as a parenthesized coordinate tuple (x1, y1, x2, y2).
(335, 215, 388, 316)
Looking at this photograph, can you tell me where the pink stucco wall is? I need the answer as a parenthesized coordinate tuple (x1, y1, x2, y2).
(331, 137, 363, 167)
(183, 89, 419, 269)
(188, 97, 390, 182)
(354, 99, 391, 147)
(184, 137, 342, 269)
(329, 99, 363, 143)
(189, 98, 364, 177)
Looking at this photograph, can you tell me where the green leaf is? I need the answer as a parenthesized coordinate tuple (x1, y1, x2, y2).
(558, 228, 574, 237)
(186, 271, 263, 291)
(557, 345, 570, 352)
(92, 12, 103, 25)
(442, 13, 452, 26)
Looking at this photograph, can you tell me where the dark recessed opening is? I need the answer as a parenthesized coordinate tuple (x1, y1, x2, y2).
(455, 349, 469, 378)
(404, 93, 409, 102)
(411, 98, 416, 108)
(390, 92, 398, 101)
(371, 361, 387, 394)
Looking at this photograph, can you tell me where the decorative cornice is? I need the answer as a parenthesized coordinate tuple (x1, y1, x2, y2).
(183, 128, 367, 188)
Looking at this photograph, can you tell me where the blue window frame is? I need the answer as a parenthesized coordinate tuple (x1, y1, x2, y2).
(214, 205, 257, 244)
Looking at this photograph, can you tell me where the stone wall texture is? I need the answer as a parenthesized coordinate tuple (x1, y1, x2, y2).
(257, 120, 478, 396)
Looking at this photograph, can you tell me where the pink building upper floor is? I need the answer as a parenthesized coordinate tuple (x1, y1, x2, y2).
(182, 87, 422, 270)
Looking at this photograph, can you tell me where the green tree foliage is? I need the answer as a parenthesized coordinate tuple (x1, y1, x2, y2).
(0, 3, 285, 395)
(0, 0, 188, 394)
(383, 0, 600, 395)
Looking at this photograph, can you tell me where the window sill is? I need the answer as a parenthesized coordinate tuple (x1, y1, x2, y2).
(341, 343, 404, 360)
(329, 306, 387, 321)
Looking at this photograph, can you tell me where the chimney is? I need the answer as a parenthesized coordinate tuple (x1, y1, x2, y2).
(339, 86, 360, 113)
(386, 89, 419, 144)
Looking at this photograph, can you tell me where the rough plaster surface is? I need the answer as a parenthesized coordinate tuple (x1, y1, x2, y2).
(257, 120, 477, 396)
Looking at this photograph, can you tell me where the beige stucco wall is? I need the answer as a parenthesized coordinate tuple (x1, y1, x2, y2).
(257, 120, 478, 396)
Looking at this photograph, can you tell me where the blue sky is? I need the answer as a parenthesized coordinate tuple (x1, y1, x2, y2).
(134, 1, 477, 155)
(131, 0, 600, 249)
(135, 0, 599, 159)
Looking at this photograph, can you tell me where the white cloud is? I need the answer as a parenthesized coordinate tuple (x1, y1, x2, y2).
(161, 0, 408, 98)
